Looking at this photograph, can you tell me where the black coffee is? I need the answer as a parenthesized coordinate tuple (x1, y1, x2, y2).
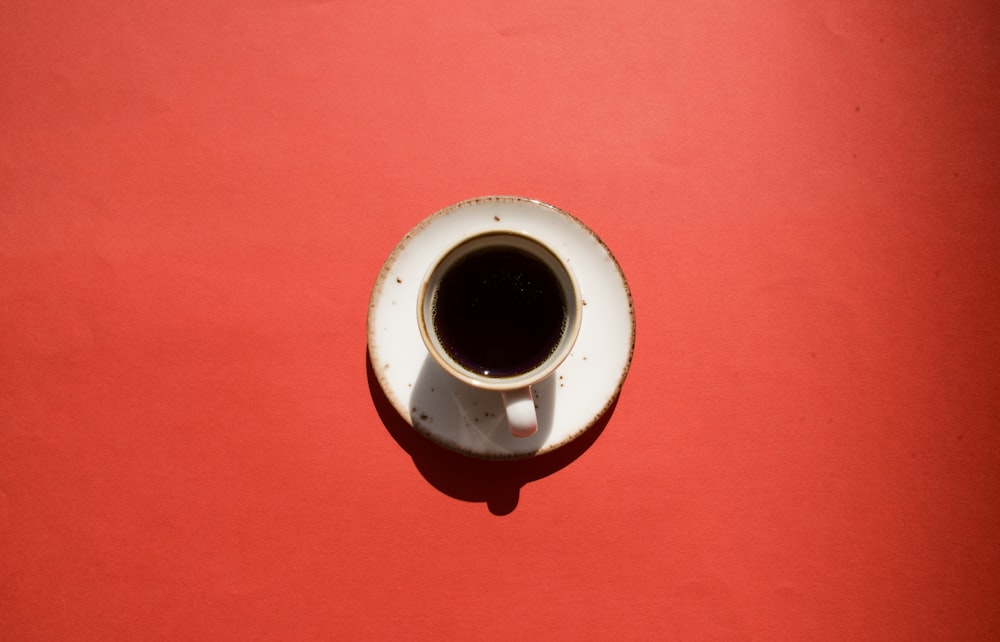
(432, 245, 567, 377)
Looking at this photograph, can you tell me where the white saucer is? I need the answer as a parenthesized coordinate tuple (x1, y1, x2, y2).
(367, 196, 635, 459)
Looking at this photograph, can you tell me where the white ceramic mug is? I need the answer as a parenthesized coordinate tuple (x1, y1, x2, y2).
(417, 230, 582, 437)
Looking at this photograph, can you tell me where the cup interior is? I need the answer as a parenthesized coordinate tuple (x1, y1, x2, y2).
(417, 231, 581, 391)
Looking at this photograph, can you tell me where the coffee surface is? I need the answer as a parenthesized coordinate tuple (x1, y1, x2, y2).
(432, 246, 567, 377)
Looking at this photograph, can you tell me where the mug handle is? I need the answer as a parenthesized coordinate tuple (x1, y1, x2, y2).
(501, 386, 537, 437)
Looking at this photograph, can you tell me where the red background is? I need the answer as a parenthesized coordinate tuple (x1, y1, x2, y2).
(2, 1, 999, 639)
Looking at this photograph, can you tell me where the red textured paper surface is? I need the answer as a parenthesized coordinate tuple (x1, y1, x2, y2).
(2, 1, 998, 639)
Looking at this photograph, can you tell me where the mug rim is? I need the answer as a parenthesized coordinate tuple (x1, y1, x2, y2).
(416, 229, 582, 391)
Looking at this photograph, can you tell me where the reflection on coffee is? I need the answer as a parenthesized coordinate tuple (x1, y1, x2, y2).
(432, 245, 567, 377)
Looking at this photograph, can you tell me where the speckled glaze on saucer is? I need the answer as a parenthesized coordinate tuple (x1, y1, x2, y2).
(367, 196, 635, 459)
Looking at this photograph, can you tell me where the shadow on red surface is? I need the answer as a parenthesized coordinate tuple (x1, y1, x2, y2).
(366, 350, 614, 515)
